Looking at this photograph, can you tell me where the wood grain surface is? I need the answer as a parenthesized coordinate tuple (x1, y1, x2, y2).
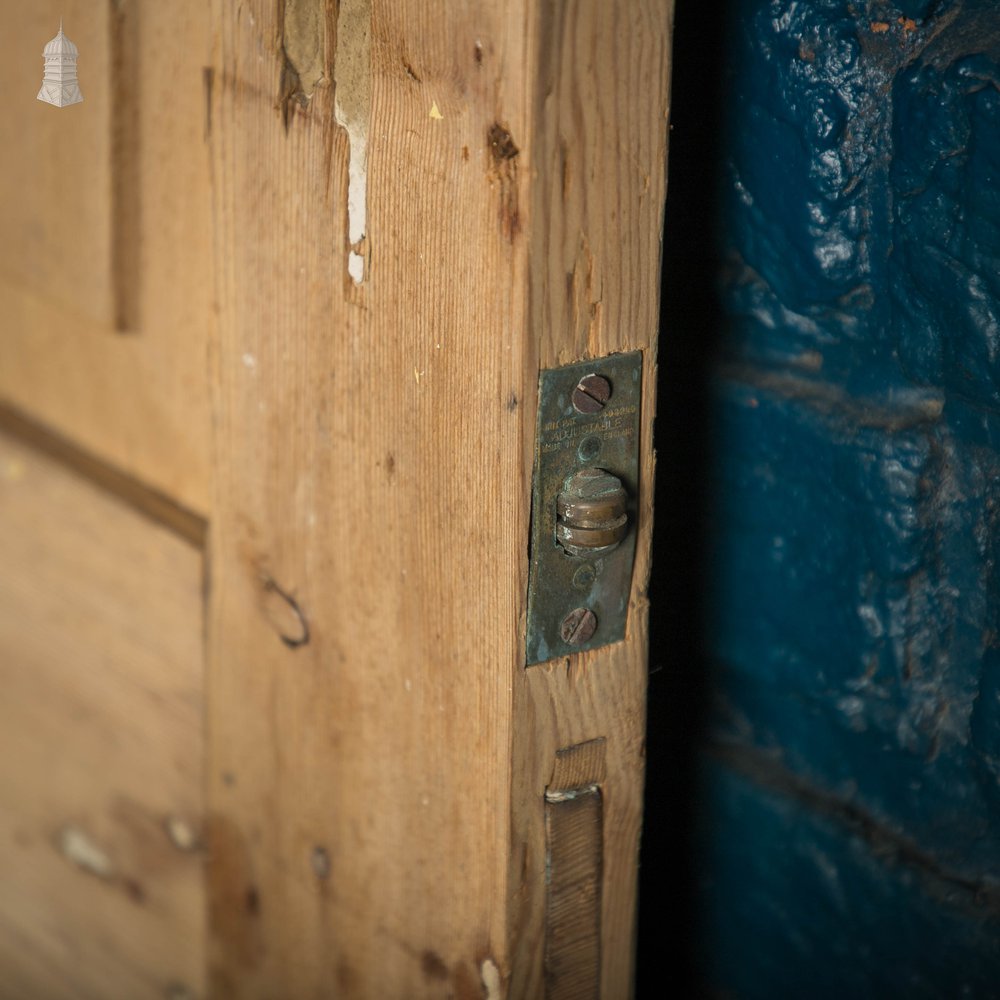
(206, 1, 530, 995)
(0, 0, 672, 995)
(0, 429, 205, 1000)
(206, 1, 671, 996)
(509, 2, 674, 997)
(0, 0, 214, 514)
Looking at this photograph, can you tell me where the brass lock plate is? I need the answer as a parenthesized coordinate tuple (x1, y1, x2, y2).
(526, 352, 642, 665)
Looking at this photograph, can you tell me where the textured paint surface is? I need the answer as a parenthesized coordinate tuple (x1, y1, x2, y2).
(281, 0, 325, 98)
(333, 0, 370, 283)
(696, 0, 1000, 994)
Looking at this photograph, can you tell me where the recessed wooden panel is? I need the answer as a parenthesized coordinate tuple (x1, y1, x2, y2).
(0, 1, 112, 323)
(0, 0, 213, 514)
(0, 430, 205, 1000)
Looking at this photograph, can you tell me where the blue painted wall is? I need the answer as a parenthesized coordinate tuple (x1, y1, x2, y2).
(641, 1, 1000, 996)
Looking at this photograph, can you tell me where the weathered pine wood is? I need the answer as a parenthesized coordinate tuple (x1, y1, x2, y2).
(0, 0, 214, 514)
(0, 0, 670, 993)
(0, 429, 205, 1000)
(207, 1, 671, 998)
(206, 1, 529, 995)
(509, 2, 674, 997)
(0, 401, 206, 546)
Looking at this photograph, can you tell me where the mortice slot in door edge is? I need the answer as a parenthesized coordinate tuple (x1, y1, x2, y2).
(544, 738, 606, 1000)
(526, 352, 642, 665)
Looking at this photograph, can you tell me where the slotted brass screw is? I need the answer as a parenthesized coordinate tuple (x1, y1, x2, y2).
(572, 374, 612, 414)
(560, 607, 598, 645)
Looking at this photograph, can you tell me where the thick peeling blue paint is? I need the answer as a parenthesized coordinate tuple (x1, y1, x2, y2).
(703, 0, 1000, 994)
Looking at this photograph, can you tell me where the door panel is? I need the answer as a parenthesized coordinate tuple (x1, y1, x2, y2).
(0, 3, 112, 324)
(0, 430, 204, 1000)
(0, 1, 673, 995)
(0, 0, 213, 514)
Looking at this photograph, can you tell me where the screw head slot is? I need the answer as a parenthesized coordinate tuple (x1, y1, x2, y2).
(572, 374, 612, 414)
(560, 607, 598, 645)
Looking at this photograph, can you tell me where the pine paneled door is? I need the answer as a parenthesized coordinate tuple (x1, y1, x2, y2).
(0, 2, 673, 997)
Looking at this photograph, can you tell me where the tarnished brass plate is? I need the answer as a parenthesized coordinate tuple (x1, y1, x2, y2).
(526, 352, 642, 665)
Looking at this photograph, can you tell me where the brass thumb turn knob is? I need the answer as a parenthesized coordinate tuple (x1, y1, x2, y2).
(556, 468, 628, 557)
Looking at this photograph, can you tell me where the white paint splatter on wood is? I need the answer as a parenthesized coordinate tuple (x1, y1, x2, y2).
(348, 250, 365, 284)
(165, 816, 199, 852)
(481, 958, 502, 1000)
(334, 0, 372, 283)
(58, 826, 114, 878)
